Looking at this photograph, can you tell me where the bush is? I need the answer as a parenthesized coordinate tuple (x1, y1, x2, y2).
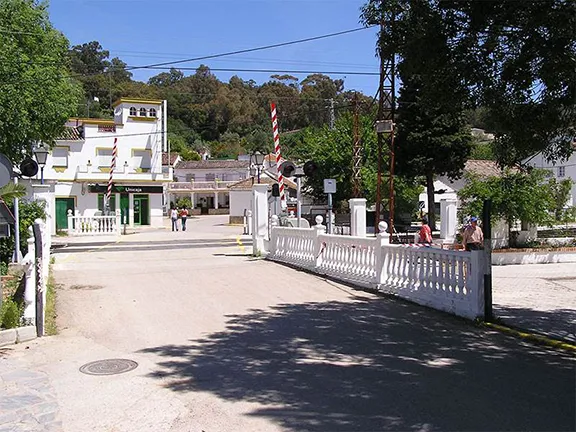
(0, 262, 7, 276)
(175, 197, 192, 209)
(0, 299, 21, 329)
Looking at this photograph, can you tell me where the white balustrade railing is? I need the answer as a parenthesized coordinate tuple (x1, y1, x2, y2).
(267, 222, 485, 320)
(169, 181, 236, 191)
(268, 226, 319, 270)
(67, 210, 121, 236)
(317, 234, 378, 287)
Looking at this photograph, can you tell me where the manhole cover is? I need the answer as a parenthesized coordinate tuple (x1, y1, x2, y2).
(79, 359, 138, 376)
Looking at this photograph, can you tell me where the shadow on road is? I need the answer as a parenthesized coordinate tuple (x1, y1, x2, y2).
(494, 305, 576, 343)
(139, 297, 575, 431)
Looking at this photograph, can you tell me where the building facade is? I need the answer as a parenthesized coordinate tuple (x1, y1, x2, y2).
(31, 98, 170, 234)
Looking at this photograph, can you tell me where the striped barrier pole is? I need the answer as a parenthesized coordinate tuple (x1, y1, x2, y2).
(106, 137, 118, 212)
(270, 103, 286, 209)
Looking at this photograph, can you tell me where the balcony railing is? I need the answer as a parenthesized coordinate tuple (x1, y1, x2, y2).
(168, 181, 236, 191)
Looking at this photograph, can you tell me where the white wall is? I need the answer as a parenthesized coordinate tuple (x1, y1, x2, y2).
(526, 153, 576, 206)
(418, 179, 458, 213)
(174, 166, 249, 182)
(230, 190, 252, 217)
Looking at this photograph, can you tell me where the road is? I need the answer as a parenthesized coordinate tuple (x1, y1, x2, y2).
(1, 215, 574, 432)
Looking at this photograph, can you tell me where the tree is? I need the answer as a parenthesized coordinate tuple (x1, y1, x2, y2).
(0, 0, 81, 161)
(366, 0, 473, 229)
(547, 177, 576, 223)
(458, 169, 557, 245)
(440, 0, 576, 165)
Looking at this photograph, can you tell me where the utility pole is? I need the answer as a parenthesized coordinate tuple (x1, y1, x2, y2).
(329, 98, 335, 130)
(375, 1, 397, 243)
(352, 92, 362, 198)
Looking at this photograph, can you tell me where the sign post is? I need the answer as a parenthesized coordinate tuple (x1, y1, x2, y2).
(324, 179, 336, 234)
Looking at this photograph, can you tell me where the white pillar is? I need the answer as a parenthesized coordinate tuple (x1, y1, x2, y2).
(440, 199, 457, 240)
(23, 235, 35, 323)
(190, 192, 195, 209)
(214, 191, 219, 209)
(251, 183, 269, 256)
(31, 184, 54, 235)
(349, 198, 367, 237)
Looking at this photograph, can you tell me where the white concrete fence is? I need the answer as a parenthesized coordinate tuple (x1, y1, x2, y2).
(67, 209, 121, 236)
(22, 218, 51, 336)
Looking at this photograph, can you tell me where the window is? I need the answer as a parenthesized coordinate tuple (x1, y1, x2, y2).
(139, 108, 147, 117)
(558, 166, 566, 177)
(149, 108, 157, 117)
(185, 173, 195, 182)
(97, 194, 116, 212)
(205, 173, 215, 181)
(132, 150, 151, 170)
(129, 107, 137, 116)
(97, 148, 113, 167)
(52, 147, 68, 167)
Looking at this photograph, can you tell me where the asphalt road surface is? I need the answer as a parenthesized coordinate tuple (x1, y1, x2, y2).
(1, 216, 574, 432)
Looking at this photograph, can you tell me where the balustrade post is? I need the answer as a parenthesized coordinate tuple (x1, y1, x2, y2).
(67, 209, 73, 235)
(470, 250, 485, 319)
(375, 221, 389, 287)
(313, 215, 326, 269)
(269, 215, 279, 256)
(115, 209, 121, 235)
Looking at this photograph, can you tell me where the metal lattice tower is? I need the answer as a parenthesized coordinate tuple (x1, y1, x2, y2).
(352, 92, 362, 198)
(375, 11, 397, 241)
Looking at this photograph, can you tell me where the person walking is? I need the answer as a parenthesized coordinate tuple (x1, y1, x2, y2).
(418, 217, 433, 245)
(170, 207, 179, 232)
(462, 216, 484, 251)
(180, 206, 189, 231)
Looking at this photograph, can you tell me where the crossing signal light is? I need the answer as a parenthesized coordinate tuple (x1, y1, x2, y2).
(303, 161, 318, 177)
(271, 183, 280, 197)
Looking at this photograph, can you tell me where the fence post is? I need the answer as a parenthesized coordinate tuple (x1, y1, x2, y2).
(269, 215, 279, 256)
(67, 209, 74, 235)
(470, 250, 485, 320)
(349, 198, 367, 237)
(23, 235, 36, 324)
(251, 183, 269, 256)
(115, 209, 122, 235)
(313, 215, 326, 269)
(32, 221, 45, 337)
(375, 221, 389, 287)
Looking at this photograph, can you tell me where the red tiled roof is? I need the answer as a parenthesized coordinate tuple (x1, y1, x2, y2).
(176, 160, 249, 170)
(162, 152, 180, 165)
(463, 160, 504, 177)
(56, 126, 83, 141)
(228, 175, 297, 190)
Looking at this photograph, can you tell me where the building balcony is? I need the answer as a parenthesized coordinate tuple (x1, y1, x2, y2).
(168, 181, 236, 192)
(74, 165, 170, 182)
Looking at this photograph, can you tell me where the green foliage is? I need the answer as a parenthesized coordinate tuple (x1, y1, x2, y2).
(0, 262, 8, 276)
(0, 0, 81, 161)
(458, 169, 557, 230)
(547, 177, 576, 223)
(0, 299, 21, 329)
(0, 182, 27, 206)
(175, 197, 192, 209)
(0, 199, 47, 265)
(470, 140, 496, 161)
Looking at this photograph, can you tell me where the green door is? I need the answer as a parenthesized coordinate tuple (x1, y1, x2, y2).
(55, 198, 74, 230)
(133, 195, 149, 225)
(120, 194, 129, 225)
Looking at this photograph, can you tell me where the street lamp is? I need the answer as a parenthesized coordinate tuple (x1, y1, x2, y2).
(250, 151, 265, 183)
(33, 142, 49, 184)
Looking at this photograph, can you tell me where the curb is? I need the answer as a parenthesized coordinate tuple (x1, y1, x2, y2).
(480, 322, 576, 353)
(0, 325, 37, 347)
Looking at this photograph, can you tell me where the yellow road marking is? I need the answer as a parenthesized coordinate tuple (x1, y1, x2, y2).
(236, 236, 245, 254)
(482, 321, 576, 353)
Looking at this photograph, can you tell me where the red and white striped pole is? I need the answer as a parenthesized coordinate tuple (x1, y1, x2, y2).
(106, 137, 118, 211)
(270, 103, 286, 209)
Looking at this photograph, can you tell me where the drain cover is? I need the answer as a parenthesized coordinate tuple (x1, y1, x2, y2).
(79, 359, 138, 376)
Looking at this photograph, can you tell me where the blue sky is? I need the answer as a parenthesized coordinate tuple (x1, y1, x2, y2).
(48, 0, 380, 95)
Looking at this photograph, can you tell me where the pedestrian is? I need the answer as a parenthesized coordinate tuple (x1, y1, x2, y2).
(418, 217, 432, 245)
(170, 207, 179, 232)
(462, 216, 484, 251)
(180, 206, 189, 231)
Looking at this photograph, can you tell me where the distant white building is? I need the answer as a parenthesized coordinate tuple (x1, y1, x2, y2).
(30, 98, 171, 234)
(525, 144, 576, 206)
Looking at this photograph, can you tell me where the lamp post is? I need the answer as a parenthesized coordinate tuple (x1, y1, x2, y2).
(33, 143, 49, 185)
(250, 151, 265, 184)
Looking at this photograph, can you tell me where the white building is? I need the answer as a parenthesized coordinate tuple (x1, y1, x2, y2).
(31, 98, 171, 234)
(168, 159, 250, 214)
(525, 146, 576, 206)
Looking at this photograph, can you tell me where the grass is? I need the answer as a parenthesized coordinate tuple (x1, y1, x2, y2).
(45, 268, 58, 336)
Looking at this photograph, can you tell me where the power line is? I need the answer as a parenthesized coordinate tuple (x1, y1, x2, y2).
(126, 26, 376, 71)
(142, 66, 379, 76)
